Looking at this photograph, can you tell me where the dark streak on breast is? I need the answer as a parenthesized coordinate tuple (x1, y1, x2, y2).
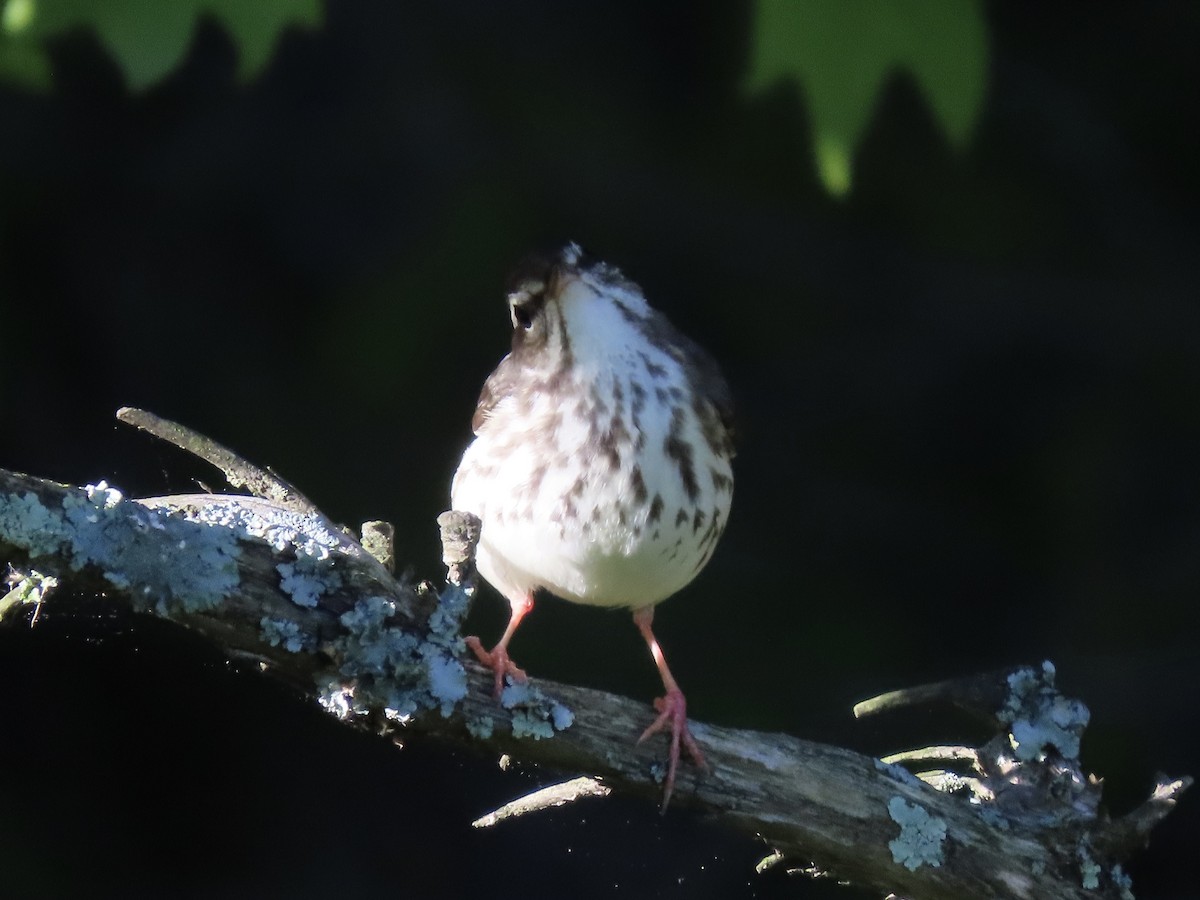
(648, 493, 664, 523)
(630, 465, 648, 505)
(664, 407, 699, 502)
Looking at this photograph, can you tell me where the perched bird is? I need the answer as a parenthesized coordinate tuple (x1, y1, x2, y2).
(451, 242, 735, 808)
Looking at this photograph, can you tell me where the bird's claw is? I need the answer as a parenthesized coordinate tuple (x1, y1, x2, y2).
(465, 635, 528, 700)
(637, 688, 707, 812)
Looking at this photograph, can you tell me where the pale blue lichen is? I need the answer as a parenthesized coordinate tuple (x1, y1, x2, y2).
(1077, 839, 1101, 889)
(318, 589, 472, 723)
(551, 702, 574, 731)
(873, 757, 924, 788)
(276, 554, 341, 609)
(887, 796, 947, 871)
(339, 594, 394, 631)
(500, 680, 532, 709)
(1111, 864, 1134, 900)
(511, 710, 555, 740)
(337, 596, 421, 677)
(497, 676, 573, 739)
(0, 484, 562, 735)
(1, 482, 241, 615)
(466, 716, 495, 740)
(149, 523, 241, 614)
(427, 583, 470, 651)
(173, 498, 348, 560)
(259, 616, 314, 653)
(999, 661, 1090, 762)
(0, 491, 71, 556)
(68, 482, 242, 613)
(422, 649, 468, 716)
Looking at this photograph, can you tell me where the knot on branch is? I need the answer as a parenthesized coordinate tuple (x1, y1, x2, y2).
(856, 663, 1191, 897)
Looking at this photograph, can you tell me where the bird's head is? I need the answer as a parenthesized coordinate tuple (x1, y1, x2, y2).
(504, 242, 655, 370)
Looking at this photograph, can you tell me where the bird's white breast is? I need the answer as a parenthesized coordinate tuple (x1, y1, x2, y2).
(454, 338, 730, 609)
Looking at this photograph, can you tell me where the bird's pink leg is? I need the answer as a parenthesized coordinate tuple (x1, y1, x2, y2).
(633, 606, 707, 812)
(465, 592, 533, 700)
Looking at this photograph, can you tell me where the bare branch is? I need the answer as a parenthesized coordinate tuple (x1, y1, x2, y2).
(0, 413, 1189, 900)
(116, 406, 319, 514)
(471, 776, 612, 828)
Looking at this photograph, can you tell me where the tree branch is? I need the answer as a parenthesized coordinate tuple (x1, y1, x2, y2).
(0, 411, 1189, 899)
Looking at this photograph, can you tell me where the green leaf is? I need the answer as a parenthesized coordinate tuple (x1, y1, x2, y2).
(201, 0, 323, 81)
(84, 2, 198, 90)
(0, 0, 321, 91)
(746, 0, 988, 195)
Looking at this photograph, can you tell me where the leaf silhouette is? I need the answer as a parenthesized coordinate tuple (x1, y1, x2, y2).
(0, 0, 321, 91)
(746, 0, 988, 195)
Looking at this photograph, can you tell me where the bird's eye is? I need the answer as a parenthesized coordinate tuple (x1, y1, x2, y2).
(508, 285, 544, 332)
(512, 301, 534, 330)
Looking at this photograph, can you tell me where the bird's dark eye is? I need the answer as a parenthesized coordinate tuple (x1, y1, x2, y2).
(508, 284, 545, 332)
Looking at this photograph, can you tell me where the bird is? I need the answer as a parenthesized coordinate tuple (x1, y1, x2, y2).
(451, 242, 735, 809)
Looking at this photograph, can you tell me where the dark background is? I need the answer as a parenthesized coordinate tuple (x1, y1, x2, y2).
(1, 2, 1197, 897)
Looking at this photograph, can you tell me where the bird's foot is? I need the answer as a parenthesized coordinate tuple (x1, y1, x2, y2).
(464, 635, 528, 700)
(637, 687, 707, 812)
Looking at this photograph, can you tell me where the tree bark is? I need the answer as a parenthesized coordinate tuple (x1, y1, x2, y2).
(0, 412, 1189, 900)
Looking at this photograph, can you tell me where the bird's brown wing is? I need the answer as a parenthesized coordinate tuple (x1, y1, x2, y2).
(655, 320, 738, 456)
(471, 353, 518, 434)
(684, 336, 736, 447)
